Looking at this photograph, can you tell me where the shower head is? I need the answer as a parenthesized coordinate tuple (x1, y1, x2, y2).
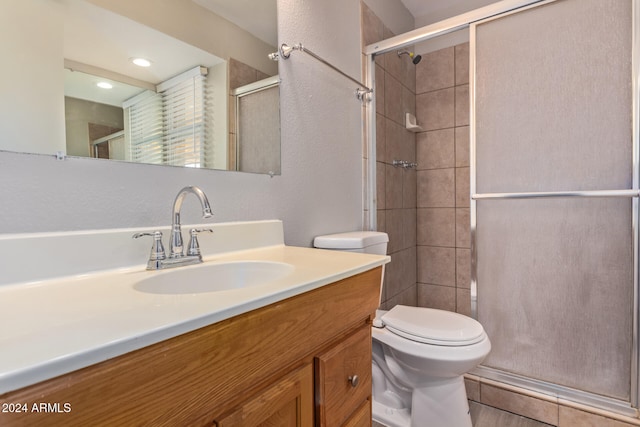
(397, 50, 422, 65)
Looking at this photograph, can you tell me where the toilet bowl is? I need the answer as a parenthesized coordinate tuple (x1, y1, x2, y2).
(372, 306, 491, 427)
(314, 232, 491, 427)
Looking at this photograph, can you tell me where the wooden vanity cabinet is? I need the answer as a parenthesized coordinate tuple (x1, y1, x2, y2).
(0, 267, 382, 427)
(315, 325, 372, 426)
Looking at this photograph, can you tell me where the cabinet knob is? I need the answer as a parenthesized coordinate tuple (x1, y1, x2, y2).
(348, 375, 359, 388)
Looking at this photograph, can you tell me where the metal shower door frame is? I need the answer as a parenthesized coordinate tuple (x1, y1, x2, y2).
(363, 0, 547, 232)
(363, 0, 640, 416)
(468, 0, 640, 415)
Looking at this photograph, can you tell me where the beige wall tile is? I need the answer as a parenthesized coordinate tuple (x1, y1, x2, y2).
(465, 377, 481, 402)
(361, 2, 383, 48)
(385, 247, 417, 298)
(456, 208, 471, 248)
(402, 84, 416, 118)
(384, 50, 404, 90)
(417, 208, 455, 247)
(455, 84, 470, 126)
(416, 47, 455, 94)
(416, 87, 455, 131)
(376, 209, 386, 235)
(385, 74, 403, 125)
(455, 43, 470, 85)
(385, 118, 405, 163)
(417, 128, 455, 170)
(229, 58, 258, 89)
(456, 248, 471, 289)
(456, 167, 471, 208)
(457, 288, 471, 316)
(376, 161, 386, 210)
(559, 406, 616, 427)
(376, 65, 386, 118)
(417, 168, 455, 207)
(385, 164, 403, 209)
(385, 208, 403, 254)
(384, 283, 418, 309)
(455, 126, 470, 167)
(376, 113, 386, 163)
(403, 169, 417, 209)
(481, 384, 558, 426)
(417, 246, 456, 286)
(402, 208, 417, 249)
(384, 253, 405, 299)
(379, 263, 389, 304)
(417, 283, 456, 311)
(612, 421, 639, 427)
(401, 127, 417, 163)
(402, 46, 417, 93)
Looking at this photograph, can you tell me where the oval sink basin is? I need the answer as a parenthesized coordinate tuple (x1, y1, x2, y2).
(133, 261, 295, 294)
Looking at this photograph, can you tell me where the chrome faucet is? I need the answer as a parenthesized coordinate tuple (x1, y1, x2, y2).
(134, 186, 213, 270)
(170, 186, 213, 258)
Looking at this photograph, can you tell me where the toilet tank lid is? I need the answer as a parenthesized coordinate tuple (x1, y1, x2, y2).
(314, 231, 389, 249)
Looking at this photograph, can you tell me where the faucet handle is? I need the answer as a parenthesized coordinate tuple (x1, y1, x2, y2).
(187, 228, 214, 257)
(133, 231, 166, 261)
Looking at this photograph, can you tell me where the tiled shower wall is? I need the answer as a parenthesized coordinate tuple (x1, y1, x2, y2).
(415, 44, 472, 315)
(362, 1, 471, 313)
(362, 2, 472, 313)
(362, 3, 418, 310)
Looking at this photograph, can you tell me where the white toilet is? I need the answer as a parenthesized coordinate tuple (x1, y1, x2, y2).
(314, 231, 491, 427)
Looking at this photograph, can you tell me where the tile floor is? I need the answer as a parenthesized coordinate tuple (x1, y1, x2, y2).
(372, 401, 553, 427)
(470, 402, 554, 427)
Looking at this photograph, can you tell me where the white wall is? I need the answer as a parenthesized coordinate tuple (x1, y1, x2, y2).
(413, 0, 496, 54)
(363, 0, 415, 35)
(0, 0, 364, 247)
(0, 0, 65, 155)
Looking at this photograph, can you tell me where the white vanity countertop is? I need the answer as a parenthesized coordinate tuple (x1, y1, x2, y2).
(0, 244, 389, 395)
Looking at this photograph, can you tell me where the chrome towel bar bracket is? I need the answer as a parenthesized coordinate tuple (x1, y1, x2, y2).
(278, 42, 373, 102)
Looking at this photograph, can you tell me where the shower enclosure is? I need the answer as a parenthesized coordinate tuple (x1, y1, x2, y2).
(364, 0, 640, 417)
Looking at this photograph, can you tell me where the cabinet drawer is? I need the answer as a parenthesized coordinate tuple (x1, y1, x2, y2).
(315, 325, 372, 426)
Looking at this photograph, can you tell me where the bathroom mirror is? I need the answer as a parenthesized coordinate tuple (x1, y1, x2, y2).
(7, 0, 280, 175)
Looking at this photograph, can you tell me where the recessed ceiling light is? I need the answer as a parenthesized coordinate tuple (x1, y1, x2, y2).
(131, 58, 152, 67)
(97, 82, 113, 89)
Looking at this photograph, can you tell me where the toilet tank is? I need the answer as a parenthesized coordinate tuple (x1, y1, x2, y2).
(313, 231, 389, 255)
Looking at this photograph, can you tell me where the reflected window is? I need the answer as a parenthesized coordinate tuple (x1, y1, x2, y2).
(124, 66, 210, 168)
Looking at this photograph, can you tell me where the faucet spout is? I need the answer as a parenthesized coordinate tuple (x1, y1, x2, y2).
(170, 186, 213, 257)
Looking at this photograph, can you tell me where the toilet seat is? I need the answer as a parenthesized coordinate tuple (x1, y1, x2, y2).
(381, 305, 485, 346)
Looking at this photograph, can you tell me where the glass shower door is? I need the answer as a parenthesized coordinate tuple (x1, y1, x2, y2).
(471, 0, 637, 412)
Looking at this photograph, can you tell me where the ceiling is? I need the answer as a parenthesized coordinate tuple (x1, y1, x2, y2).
(400, 0, 497, 24)
(192, 0, 278, 46)
(63, 0, 224, 106)
(63, 0, 224, 84)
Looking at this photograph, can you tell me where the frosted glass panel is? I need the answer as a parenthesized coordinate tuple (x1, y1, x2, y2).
(237, 85, 281, 175)
(475, 0, 632, 193)
(474, 0, 634, 401)
(476, 198, 633, 399)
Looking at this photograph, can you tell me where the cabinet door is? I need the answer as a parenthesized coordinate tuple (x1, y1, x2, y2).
(343, 400, 371, 427)
(315, 325, 372, 426)
(214, 364, 313, 427)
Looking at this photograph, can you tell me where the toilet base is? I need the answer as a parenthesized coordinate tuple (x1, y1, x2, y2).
(372, 375, 472, 427)
(372, 399, 410, 427)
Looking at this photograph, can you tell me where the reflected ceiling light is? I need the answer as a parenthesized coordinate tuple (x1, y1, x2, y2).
(96, 81, 113, 89)
(131, 57, 152, 67)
